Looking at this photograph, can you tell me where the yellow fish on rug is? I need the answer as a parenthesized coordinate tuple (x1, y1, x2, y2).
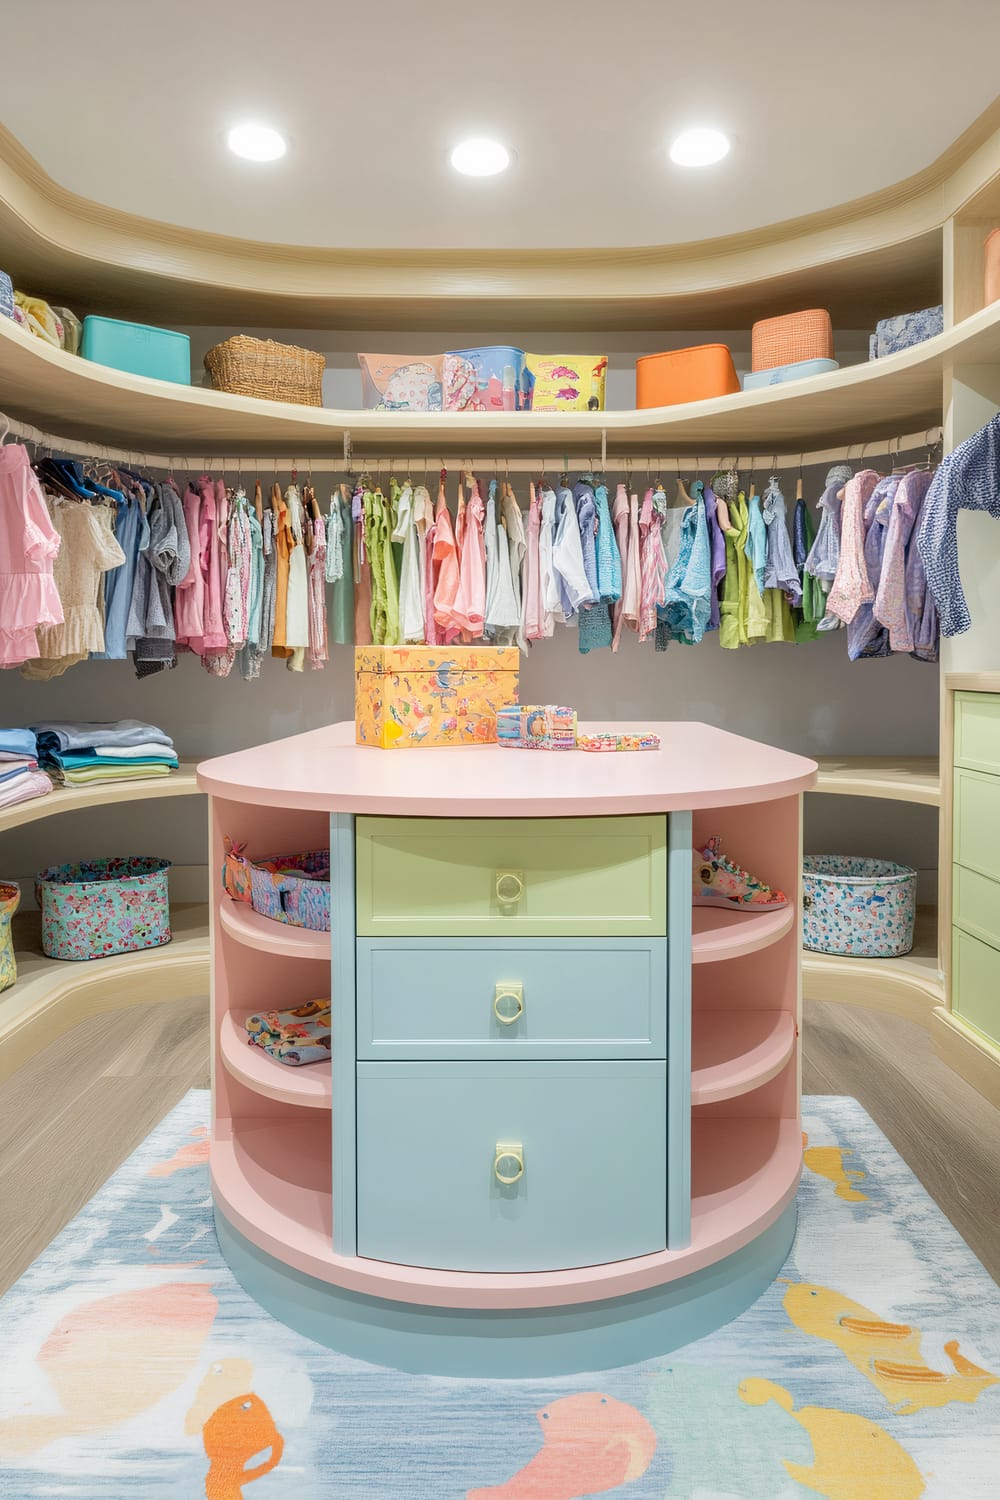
(803, 1145, 869, 1203)
(0, 1281, 218, 1454)
(739, 1378, 925, 1498)
(782, 1281, 999, 1414)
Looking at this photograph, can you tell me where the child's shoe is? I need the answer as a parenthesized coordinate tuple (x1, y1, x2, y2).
(693, 836, 788, 910)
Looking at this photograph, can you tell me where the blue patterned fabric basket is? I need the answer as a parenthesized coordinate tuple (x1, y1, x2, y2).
(249, 848, 331, 932)
(802, 855, 916, 958)
(0, 272, 14, 321)
(869, 304, 943, 360)
(34, 857, 171, 961)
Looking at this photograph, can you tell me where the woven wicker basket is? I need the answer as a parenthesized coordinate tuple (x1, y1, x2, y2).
(204, 335, 325, 406)
(751, 309, 833, 372)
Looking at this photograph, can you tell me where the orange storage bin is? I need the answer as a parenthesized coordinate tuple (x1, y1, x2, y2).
(985, 228, 1000, 306)
(635, 345, 740, 408)
(751, 309, 833, 371)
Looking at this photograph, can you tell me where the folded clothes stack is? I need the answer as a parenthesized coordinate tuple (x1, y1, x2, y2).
(30, 719, 179, 786)
(0, 727, 52, 811)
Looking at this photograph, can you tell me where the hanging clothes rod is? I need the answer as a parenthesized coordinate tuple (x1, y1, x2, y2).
(0, 412, 943, 476)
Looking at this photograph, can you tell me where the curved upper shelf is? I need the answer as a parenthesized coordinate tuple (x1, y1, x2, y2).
(692, 905, 796, 965)
(220, 1011, 331, 1109)
(5, 107, 1000, 330)
(198, 721, 817, 817)
(813, 756, 941, 807)
(218, 900, 330, 963)
(3, 300, 1000, 458)
(0, 759, 201, 834)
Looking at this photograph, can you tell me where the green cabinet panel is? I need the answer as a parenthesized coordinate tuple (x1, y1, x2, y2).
(355, 815, 667, 938)
(954, 692, 1000, 776)
(952, 927, 1000, 1048)
(953, 863, 1000, 951)
(953, 769, 1000, 883)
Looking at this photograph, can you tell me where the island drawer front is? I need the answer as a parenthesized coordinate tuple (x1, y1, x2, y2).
(954, 768, 1000, 883)
(953, 863, 1000, 952)
(356, 938, 667, 1059)
(356, 1059, 667, 1271)
(355, 815, 668, 938)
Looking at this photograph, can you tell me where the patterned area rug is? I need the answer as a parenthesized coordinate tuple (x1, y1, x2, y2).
(1, 1093, 998, 1498)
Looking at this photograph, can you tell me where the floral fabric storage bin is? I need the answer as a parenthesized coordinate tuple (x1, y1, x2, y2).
(0, 880, 20, 992)
(35, 857, 171, 961)
(221, 839, 331, 931)
(869, 305, 943, 360)
(802, 855, 916, 958)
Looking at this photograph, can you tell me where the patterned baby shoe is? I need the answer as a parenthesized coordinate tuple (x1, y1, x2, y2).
(693, 836, 788, 910)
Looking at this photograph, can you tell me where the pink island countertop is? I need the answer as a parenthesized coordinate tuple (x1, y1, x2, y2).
(197, 721, 817, 816)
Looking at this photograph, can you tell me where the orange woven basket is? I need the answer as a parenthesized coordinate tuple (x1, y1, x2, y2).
(986, 228, 1000, 307)
(751, 310, 833, 372)
(204, 335, 326, 406)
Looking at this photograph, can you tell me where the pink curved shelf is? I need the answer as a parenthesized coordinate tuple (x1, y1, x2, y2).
(218, 899, 330, 962)
(212, 1115, 802, 1310)
(198, 720, 817, 817)
(691, 1010, 797, 1105)
(692, 903, 795, 963)
(219, 1012, 332, 1109)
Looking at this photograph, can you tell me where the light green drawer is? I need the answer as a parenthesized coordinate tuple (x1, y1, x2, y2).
(954, 768, 1000, 883)
(953, 863, 1000, 950)
(955, 692, 1000, 775)
(952, 926, 1000, 1048)
(355, 815, 667, 938)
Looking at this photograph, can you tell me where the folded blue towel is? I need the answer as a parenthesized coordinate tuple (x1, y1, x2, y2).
(0, 729, 37, 758)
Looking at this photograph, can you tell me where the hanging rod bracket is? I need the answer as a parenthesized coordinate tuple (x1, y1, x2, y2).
(601, 428, 607, 471)
(343, 429, 352, 467)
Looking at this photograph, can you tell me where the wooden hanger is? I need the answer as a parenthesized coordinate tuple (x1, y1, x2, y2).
(253, 480, 264, 521)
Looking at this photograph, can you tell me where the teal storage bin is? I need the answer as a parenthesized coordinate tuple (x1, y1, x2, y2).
(742, 357, 838, 390)
(81, 316, 191, 385)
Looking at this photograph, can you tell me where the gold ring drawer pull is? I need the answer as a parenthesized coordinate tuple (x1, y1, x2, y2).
(493, 982, 524, 1025)
(494, 1142, 524, 1185)
(495, 870, 524, 908)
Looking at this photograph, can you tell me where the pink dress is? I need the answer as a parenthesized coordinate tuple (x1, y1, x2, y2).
(174, 480, 207, 648)
(0, 443, 63, 668)
(307, 513, 328, 668)
(197, 477, 228, 653)
(432, 484, 461, 643)
(826, 469, 881, 624)
(451, 479, 487, 638)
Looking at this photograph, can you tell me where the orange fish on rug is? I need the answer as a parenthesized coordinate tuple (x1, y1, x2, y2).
(147, 1125, 210, 1177)
(185, 1358, 256, 1435)
(740, 1377, 925, 1498)
(803, 1145, 869, 1203)
(203, 1392, 284, 1499)
(466, 1391, 656, 1499)
(0, 1281, 218, 1454)
(783, 1281, 999, 1414)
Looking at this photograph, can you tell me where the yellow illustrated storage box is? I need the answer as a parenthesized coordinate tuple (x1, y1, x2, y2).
(355, 646, 520, 748)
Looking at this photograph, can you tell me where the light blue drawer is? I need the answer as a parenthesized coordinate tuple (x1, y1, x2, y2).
(356, 938, 667, 1060)
(356, 1060, 667, 1271)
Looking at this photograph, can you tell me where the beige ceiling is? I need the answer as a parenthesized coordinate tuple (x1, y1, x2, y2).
(4, 0, 999, 251)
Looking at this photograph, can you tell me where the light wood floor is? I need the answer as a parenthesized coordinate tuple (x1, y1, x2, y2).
(1, 995, 998, 1296)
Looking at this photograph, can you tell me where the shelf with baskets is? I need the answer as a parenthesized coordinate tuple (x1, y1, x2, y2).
(3, 299, 1000, 457)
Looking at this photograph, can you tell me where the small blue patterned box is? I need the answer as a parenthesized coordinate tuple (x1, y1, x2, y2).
(0, 272, 14, 321)
(869, 304, 943, 360)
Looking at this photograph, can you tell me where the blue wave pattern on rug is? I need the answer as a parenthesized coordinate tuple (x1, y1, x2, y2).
(1, 1093, 998, 1497)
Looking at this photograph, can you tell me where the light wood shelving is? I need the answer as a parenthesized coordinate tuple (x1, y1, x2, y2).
(2, 301, 1000, 458)
(0, 759, 202, 834)
(803, 906, 942, 1019)
(0, 905, 209, 1084)
(813, 756, 941, 808)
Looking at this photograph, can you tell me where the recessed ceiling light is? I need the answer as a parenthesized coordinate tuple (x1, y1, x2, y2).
(669, 128, 730, 168)
(227, 123, 287, 162)
(450, 138, 511, 177)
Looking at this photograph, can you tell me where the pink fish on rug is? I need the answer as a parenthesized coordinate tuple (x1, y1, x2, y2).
(0, 1281, 218, 1454)
(467, 1391, 656, 1499)
(147, 1125, 210, 1177)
